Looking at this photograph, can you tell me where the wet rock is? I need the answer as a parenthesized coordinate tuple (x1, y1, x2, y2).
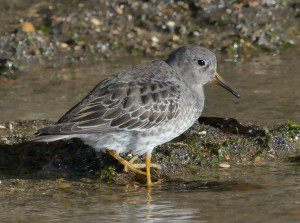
(198, 117, 265, 136)
(0, 119, 298, 185)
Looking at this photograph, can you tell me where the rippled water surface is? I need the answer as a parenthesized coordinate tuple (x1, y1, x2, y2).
(1, 47, 300, 125)
(1, 163, 299, 222)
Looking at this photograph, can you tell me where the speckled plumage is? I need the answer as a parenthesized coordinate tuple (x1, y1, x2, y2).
(34, 45, 237, 156)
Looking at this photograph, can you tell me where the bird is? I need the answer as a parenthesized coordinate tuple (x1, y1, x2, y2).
(33, 45, 240, 186)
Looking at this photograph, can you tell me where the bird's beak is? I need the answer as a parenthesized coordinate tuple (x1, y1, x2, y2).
(212, 72, 240, 98)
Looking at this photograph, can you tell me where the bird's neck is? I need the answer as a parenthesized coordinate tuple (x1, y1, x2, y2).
(188, 85, 205, 106)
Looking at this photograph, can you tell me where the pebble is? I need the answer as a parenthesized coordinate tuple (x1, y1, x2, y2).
(226, 9, 232, 14)
(151, 36, 159, 43)
(57, 182, 71, 189)
(193, 31, 201, 37)
(267, 154, 275, 159)
(166, 21, 175, 32)
(80, 178, 94, 183)
(21, 22, 35, 33)
(8, 122, 13, 134)
(74, 45, 82, 51)
(172, 34, 180, 42)
(199, 130, 207, 135)
(115, 5, 124, 14)
(90, 17, 101, 26)
(57, 42, 69, 48)
(166, 21, 175, 28)
(253, 156, 260, 163)
(224, 155, 230, 160)
(218, 162, 231, 168)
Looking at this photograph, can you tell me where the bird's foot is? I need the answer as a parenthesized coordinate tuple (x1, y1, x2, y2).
(106, 150, 146, 175)
(106, 150, 161, 177)
(123, 155, 162, 172)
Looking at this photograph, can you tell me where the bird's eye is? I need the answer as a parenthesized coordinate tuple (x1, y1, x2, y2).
(197, 60, 205, 66)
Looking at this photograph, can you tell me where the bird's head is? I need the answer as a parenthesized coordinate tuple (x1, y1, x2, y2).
(166, 45, 240, 98)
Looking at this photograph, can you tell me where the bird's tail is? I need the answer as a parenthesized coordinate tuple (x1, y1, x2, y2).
(32, 134, 68, 142)
(32, 124, 70, 142)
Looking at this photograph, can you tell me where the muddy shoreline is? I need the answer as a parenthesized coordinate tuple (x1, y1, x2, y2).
(0, 118, 299, 187)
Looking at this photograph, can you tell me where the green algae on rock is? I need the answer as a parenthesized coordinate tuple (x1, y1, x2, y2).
(0, 118, 298, 184)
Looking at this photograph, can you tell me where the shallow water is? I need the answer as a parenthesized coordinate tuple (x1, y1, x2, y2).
(1, 47, 300, 125)
(1, 163, 299, 222)
(203, 47, 300, 126)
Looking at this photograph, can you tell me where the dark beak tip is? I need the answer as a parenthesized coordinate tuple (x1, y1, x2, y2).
(213, 73, 240, 99)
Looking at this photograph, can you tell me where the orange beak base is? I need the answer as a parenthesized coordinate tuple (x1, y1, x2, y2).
(212, 72, 240, 98)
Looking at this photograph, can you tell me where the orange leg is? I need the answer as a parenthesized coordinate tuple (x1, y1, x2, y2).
(107, 150, 146, 176)
(128, 155, 161, 170)
(145, 152, 152, 187)
(107, 150, 160, 187)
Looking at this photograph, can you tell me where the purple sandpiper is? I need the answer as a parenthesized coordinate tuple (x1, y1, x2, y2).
(33, 45, 240, 186)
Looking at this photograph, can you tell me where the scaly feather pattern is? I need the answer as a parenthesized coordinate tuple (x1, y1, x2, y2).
(35, 60, 181, 137)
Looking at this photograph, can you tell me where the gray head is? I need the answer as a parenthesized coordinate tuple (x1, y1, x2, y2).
(166, 45, 240, 98)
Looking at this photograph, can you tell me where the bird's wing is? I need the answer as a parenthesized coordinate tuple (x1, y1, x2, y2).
(36, 60, 181, 136)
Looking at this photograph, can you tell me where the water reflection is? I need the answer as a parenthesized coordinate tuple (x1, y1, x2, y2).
(0, 163, 299, 222)
(143, 179, 266, 221)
